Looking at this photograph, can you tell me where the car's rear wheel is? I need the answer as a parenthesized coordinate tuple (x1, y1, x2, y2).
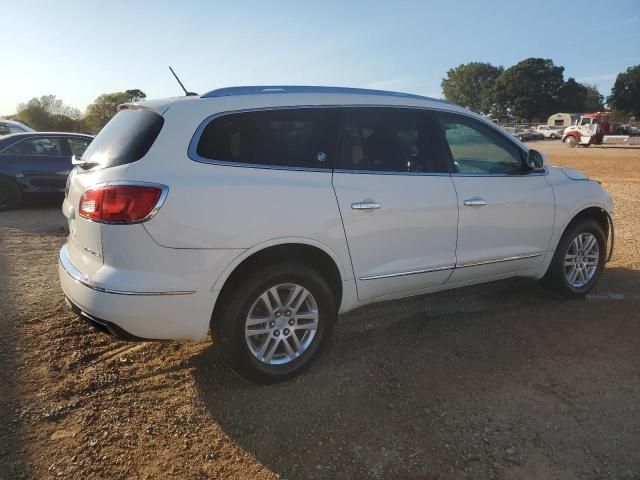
(0, 177, 21, 211)
(214, 262, 336, 383)
(540, 218, 606, 297)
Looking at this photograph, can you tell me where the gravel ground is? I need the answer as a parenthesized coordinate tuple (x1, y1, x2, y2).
(1, 142, 639, 480)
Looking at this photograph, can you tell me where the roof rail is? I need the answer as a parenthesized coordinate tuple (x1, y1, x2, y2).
(200, 85, 448, 103)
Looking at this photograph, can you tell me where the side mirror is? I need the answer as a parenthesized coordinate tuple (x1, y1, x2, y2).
(526, 149, 546, 171)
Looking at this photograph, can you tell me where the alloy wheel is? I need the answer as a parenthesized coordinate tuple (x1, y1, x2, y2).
(564, 232, 599, 288)
(244, 283, 319, 365)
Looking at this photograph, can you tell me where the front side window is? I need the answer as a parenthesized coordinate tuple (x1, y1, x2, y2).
(435, 113, 524, 175)
(338, 108, 449, 173)
(196, 109, 336, 169)
(2, 137, 63, 156)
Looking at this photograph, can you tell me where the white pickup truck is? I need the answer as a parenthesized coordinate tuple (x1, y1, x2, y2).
(536, 125, 564, 139)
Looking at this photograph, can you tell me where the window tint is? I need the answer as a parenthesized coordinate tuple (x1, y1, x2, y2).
(67, 137, 92, 157)
(435, 113, 524, 175)
(3, 137, 62, 156)
(80, 109, 164, 170)
(338, 108, 449, 173)
(196, 109, 336, 169)
(0, 125, 9, 136)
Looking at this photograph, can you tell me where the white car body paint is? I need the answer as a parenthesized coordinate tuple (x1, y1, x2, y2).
(59, 88, 614, 342)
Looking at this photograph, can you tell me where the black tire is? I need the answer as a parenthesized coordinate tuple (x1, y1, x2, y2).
(540, 218, 606, 298)
(214, 262, 336, 384)
(550, 134, 557, 139)
(0, 177, 21, 211)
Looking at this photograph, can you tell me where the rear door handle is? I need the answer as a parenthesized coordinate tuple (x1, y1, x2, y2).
(351, 201, 382, 211)
(463, 198, 487, 207)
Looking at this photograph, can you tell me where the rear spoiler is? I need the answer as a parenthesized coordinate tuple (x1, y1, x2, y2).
(117, 96, 186, 115)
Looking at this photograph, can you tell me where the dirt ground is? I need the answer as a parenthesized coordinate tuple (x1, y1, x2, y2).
(1, 142, 639, 480)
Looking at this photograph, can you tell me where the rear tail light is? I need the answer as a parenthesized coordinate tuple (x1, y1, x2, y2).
(79, 183, 167, 223)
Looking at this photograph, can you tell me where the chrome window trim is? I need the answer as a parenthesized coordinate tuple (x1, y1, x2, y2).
(59, 244, 194, 296)
(77, 181, 169, 225)
(187, 104, 529, 175)
(455, 252, 542, 269)
(450, 168, 549, 178)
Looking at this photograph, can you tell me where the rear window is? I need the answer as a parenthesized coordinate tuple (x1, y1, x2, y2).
(80, 109, 164, 170)
(195, 109, 337, 169)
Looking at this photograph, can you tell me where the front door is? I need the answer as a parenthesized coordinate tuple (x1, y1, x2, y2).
(433, 112, 555, 283)
(332, 107, 459, 301)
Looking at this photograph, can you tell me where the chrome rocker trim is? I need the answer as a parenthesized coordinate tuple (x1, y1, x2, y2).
(359, 265, 455, 281)
(358, 252, 543, 281)
(455, 252, 542, 268)
(59, 244, 195, 296)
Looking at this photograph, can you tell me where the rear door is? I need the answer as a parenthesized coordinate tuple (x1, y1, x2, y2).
(1, 136, 70, 191)
(332, 108, 458, 301)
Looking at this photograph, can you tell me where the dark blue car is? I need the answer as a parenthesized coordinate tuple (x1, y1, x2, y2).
(0, 132, 93, 210)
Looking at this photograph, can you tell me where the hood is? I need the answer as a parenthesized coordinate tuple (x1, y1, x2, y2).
(559, 167, 591, 181)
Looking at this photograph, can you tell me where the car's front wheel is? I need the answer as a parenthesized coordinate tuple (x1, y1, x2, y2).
(540, 218, 606, 297)
(214, 262, 336, 383)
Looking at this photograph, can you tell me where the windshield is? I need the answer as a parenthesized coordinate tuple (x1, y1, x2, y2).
(80, 109, 164, 170)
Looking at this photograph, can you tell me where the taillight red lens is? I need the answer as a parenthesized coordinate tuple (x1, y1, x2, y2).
(79, 184, 164, 223)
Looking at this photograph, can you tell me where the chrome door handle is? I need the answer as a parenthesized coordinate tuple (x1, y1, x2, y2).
(351, 201, 382, 211)
(463, 198, 487, 207)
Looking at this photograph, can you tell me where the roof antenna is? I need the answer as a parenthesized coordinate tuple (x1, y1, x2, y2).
(169, 66, 198, 96)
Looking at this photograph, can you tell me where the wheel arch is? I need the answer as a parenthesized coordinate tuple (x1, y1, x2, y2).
(210, 239, 346, 331)
(559, 205, 614, 262)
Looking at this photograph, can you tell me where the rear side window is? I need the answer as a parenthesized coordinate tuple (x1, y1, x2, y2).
(80, 109, 164, 170)
(338, 108, 450, 173)
(195, 109, 337, 169)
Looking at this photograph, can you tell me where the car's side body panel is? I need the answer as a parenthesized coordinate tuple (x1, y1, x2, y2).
(448, 173, 555, 283)
(333, 172, 458, 300)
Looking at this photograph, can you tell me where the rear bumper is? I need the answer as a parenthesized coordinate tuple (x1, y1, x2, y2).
(65, 295, 153, 341)
(59, 243, 215, 342)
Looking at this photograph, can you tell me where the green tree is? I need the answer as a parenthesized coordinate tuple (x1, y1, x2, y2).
(557, 78, 587, 112)
(582, 84, 605, 112)
(608, 65, 640, 118)
(84, 89, 146, 134)
(494, 58, 565, 121)
(441, 62, 504, 114)
(11, 95, 86, 132)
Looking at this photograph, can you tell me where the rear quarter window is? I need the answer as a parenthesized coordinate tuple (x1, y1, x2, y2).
(80, 109, 164, 170)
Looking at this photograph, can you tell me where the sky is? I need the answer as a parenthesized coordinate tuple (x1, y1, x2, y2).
(2, 0, 639, 116)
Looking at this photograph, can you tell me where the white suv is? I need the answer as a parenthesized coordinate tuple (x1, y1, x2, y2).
(59, 86, 614, 383)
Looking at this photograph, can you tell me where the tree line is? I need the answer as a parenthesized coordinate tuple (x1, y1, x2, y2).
(4, 89, 147, 134)
(3, 61, 639, 133)
(442, 59, 640, 122)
